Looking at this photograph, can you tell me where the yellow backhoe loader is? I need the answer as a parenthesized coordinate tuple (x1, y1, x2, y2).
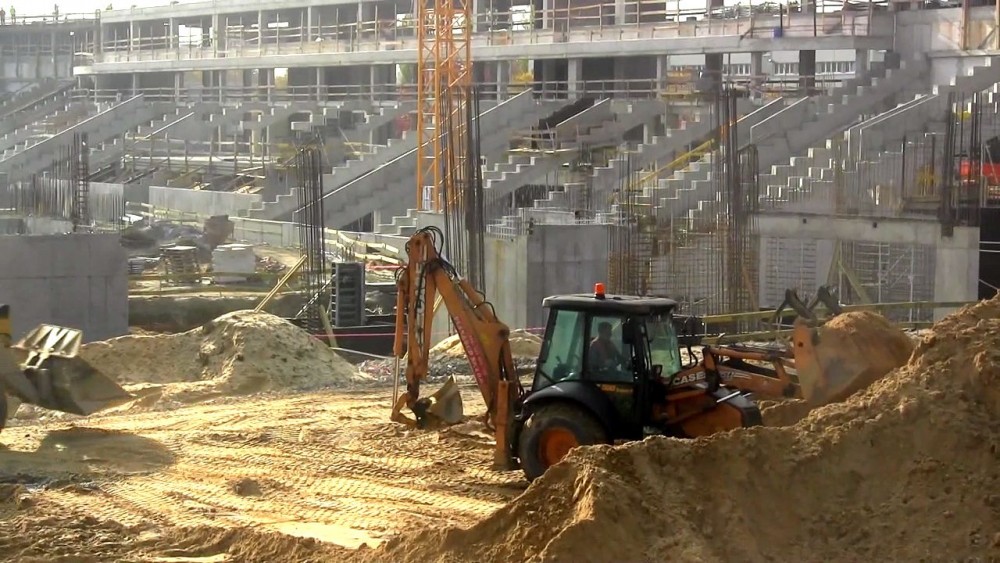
(391, 227, 910, 480)
(0, 305, 133, 433)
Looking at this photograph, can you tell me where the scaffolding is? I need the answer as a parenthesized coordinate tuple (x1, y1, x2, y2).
(838, 241, 935, 322)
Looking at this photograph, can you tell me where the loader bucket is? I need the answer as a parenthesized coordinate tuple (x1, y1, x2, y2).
(7, 324, 133, 416)
(416, 376, 465, 427)
(791, 317, 908, 406)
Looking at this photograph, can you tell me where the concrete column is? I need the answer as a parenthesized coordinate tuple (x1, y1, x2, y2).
(750, 51, 764, 101)
(306, 7, 313, 41)
(703, 53, 723, 96)
(933, 227, 979, 320)
(568, 58, 583, 97)
(257, 10, 264, 48)
(750, 52, 763, 77)
(656, 55, 669, 92)
(615, 0, 626, 25)
(613, 58, 625, 97)
(541, 0, 550, 30)
(496, 60, 510, 101)
(211, 14, 220, 56)
(855, 49, 869, 78)
(168, 17, 177, 50)
(316, 66, 323, 102)
(798, 50, 816, 95)
(131, 73, 138, 96)
(95, 20, 103, 56)
(174, 71, 181, 100)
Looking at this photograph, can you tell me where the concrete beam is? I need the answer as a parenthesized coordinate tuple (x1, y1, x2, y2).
(80, 35, 892, 75)
(758, 212, 956, 246)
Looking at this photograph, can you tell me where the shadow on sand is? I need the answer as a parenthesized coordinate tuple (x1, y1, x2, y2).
(0, 427, 175, 483)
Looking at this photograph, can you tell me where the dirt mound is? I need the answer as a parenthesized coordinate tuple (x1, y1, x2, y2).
(758, 399, 811, 427)
(430, 329, 542, 360)
(146, 525, 351, 562)
(80, 310, 357, 401)
(0, 512, 352, 562)
(376, 299, 1000, 562)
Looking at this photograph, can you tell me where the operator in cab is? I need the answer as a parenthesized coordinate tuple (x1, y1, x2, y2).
(589, 321, 628, 372)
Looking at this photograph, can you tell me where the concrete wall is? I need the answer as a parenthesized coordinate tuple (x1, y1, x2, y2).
(0, 233, 128, 342)
(524, 223, 610, 330)
(149, 186, 261, 217)
(757, 213, 979, 319)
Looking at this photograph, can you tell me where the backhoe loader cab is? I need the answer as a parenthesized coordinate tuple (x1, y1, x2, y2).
(510, 285, 761, 481)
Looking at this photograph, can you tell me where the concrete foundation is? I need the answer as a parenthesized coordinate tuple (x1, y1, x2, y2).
(0, 233, 128, 341)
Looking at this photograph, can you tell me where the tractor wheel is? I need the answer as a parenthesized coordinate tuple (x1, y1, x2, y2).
(517, 403, 608, 482)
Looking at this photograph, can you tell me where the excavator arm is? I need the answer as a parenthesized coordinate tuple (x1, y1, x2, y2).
(391, 227, 522, 467)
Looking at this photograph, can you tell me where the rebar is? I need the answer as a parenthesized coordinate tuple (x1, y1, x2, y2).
(293, 143, 327, 333)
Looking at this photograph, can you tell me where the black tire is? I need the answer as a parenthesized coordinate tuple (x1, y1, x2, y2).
(517, 402, 608, 482)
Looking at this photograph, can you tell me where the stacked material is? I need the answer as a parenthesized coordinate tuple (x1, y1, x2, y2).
(160, 245, 200, 283)
(212, 243, 255, 283)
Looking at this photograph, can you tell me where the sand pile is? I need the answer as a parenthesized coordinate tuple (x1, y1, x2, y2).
(80, 311, 357, 402)
(376, 299, 1000, 562)
(430, 329, 542, 360)
(0, 514, 351, 562)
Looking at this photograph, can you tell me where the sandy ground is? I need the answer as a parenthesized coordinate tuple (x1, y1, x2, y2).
(0, 384, 525, 559)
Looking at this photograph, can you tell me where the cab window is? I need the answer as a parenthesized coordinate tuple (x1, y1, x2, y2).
(586, 314, 633, 382)
(534, 309, 585, 390)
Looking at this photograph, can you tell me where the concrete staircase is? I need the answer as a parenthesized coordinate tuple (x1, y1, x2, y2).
(534, 102, 732, 213)
(751, 54, 929, 171)
(289, 102, 404, 135)
(0, 102, 89, 155)
(245, 106, 414, 221)
(742, 56, 1000, 218)
(0, 96, 164, 182)
(641, 99, 782, 221)
(338, 90, 568, 233)
(485, 99, 664, 219)
(0, 79, 75, 133)
(657, 57, 935, 227)
(848, 55, 1000, 161)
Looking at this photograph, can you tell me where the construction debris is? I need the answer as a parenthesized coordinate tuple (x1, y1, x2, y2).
(373, 297, 1000, 562)
(256, 254, 289, 273)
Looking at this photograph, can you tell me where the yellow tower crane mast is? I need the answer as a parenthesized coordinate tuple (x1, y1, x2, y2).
(415, 0, 473, 211)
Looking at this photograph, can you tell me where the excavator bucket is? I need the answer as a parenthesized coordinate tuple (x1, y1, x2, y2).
(422, 376, 464, 426)
(790, 317, 907, 406)
(3, 324, 132, 416)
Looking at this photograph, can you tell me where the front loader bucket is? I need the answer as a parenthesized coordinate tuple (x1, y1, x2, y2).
(8, 324, 133, 416)
(791, 318, 906, 406)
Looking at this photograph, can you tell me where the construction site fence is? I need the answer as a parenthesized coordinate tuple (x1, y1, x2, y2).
(70, 75, 849, 105)
(89, 4, 873, 60)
